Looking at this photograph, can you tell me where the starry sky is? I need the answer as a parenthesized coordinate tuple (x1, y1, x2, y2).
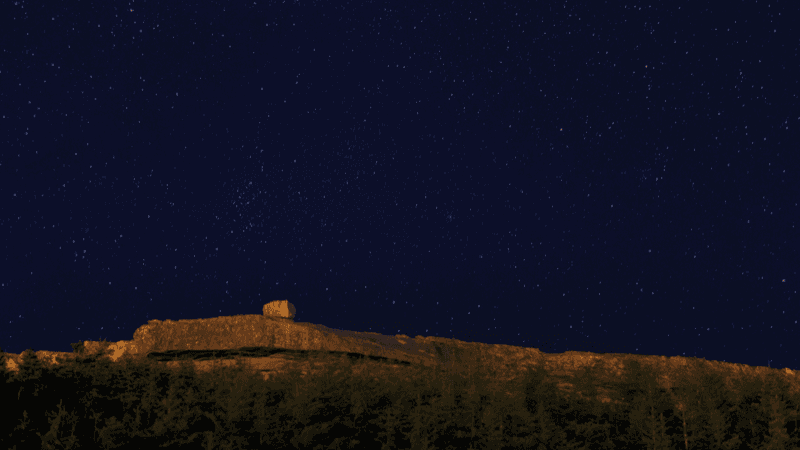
(2, 1, 797, 371)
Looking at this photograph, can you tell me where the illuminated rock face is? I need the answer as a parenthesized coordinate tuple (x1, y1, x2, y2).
(6, 302, 800, 409)
(263, 300, 296, 320)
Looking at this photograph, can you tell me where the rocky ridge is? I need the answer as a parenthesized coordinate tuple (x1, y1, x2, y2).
(3, 305, 799, 406)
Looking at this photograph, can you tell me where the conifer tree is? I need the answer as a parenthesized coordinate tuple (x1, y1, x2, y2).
(666, 358, 720, 450)
(757, 370, 799, 450)
(618, 359, 675, 450)
(16, 349, 46, 388)
(12, 348, 53, 444)
(520, 358, 568, 449)
(558, 357, 617, 449)
(682, 368, 743, 450)
(142, 358, 217, 447)
(730, 374, 773, 450)
(759, 392, 792, 450)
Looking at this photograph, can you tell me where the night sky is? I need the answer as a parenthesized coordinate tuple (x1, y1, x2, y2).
(2, 1, 797, 371)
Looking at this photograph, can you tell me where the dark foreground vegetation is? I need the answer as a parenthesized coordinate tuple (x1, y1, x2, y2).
(1, 342, 799, 449)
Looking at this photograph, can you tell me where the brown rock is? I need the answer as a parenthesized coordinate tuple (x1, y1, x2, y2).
(262, 300, 296, 319)
(4, 306, 799, 408)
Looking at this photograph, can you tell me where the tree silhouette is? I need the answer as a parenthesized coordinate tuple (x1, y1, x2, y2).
(679, 367, 743, 450)
(757, 370, 800, 450)
(519, 358, 568, 449)
(664, 358, 720, 450)
(617, 359, 675, 450)
(556, 357, 619, 450)
(7, 336, 800, 450)
(8, 349, 54, 447)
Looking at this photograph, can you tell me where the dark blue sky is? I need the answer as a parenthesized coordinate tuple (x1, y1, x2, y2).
(2, 0, 797, 371)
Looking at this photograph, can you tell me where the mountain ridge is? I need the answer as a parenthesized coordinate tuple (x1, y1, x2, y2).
(3, 311, 798, 406)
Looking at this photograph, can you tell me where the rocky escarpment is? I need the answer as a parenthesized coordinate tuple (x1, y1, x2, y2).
(131, 315, 441, 365)
(113, 314, 800, 401)
(3, 304, 799, 407)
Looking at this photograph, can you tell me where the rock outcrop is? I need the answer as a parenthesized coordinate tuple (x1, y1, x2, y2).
(130, 314, 445, 368)
(3, 301, 800, 407)
(262, 300, 296, 319)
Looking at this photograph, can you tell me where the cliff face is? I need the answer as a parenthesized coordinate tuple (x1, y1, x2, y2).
(132, 315, 429, 363)
(128, 314, 484, 368)
(3, 313, 799, 407)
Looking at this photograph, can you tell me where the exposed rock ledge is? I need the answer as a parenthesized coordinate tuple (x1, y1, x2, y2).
(3, 311, 799, 407)
(2, 313, 525, 377)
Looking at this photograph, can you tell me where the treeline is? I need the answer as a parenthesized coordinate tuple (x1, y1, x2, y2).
(1, 342, 799, 450)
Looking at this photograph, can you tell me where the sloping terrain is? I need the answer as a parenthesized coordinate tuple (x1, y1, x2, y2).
(3, 313, 799, 407)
